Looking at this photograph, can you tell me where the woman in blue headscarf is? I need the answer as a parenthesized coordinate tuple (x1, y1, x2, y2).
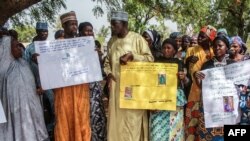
(229, 36, 249, 61)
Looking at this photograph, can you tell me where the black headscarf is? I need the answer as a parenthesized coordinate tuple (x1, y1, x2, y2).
(144, 29, 161, 50)
(213, 35, 230, 49)
(78, 22, 93, 36)
(54, 30, 64, 39)
(162, 38, 178, 52)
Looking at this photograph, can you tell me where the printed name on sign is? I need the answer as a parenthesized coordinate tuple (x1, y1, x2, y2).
(224, 125, 250, 141)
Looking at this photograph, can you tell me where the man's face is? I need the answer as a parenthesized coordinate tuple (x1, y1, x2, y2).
(36, 29, 48, 41)
(63, 20, 78, 37)
(111, 20, 124, 35)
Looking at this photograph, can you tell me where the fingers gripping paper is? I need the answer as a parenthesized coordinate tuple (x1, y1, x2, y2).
(202, 60, 250, 128)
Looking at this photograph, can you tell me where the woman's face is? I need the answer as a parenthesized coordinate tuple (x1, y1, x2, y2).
(198, 32, 210, 47)
(81, 25, 94, 36)
(11, 40, 23, 59)
(190, 37, 198, 47)
(142, 32, 153, 47)
(175, 37, 182, 49)
(162, 43, 176, 58)
(213, 40, 227, 58)
(182, 37, 190, 49)
(230, 42, 241, 55)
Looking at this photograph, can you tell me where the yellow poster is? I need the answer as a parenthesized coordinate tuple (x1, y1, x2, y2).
(120, 62, 178, 111)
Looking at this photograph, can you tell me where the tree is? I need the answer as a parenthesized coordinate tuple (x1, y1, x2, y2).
(139, 0, 250, 39)
(0, 0, 66, 26)
(95, 25, 110, 45)
(13, 25, 36, 43)
(92, 0, 250, 39)
(213, 0, 250, 40)
(91, 0, 169, 33)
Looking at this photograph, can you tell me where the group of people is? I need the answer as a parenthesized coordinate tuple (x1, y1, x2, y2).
(0, 10, 250, 141)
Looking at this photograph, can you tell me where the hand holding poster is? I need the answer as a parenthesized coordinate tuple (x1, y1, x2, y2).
(202, 67, 239, 128)
(120, 62, 178, 111)
(202, 60, 250, 128)
(35, 37, 103, 90)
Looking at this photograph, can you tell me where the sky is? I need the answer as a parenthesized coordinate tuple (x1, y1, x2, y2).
(48, 0, 178, 40)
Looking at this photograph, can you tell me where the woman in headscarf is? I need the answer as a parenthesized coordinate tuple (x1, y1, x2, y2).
(78, 21, 107, 141)
(194, 35, 234, 140)
(0, 37, 49, 141)
(228, 36, 250, 125)
(190, 35, 198, 47)
(54, 29, 64, 40)
(176, 35, 191, 60)
(184, 25, 216, 141)
(149, 38, 188, 141)
(229, 36, 249, 61)
(142, 29, 162, 59)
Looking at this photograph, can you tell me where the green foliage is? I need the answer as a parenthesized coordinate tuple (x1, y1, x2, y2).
(10, 0, 66, 27)
(92, 0, 170, 34)
(213, 0, 250, 40)
(96, 25, 110, 45)
(92, 0, 250, 39)
(13, 25, 36, 43)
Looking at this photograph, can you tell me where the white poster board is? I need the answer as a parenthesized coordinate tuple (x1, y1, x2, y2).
(35, 36, 103, 90)
(0, 101, 6, 124)
(202, 60, 250, 128)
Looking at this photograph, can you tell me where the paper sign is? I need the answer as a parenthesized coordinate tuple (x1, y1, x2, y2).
(35, 37, 102, 90)
(120, 62, 178, 110)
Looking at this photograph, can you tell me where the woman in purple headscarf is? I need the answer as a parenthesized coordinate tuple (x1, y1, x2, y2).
(229, 36, 249, 61)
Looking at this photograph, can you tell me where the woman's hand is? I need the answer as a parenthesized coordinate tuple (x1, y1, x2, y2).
(187, 55, 199, 64)
(194, 71, 205, 80)
(194, 71, 205, 88)
(36, 87, 44, 95)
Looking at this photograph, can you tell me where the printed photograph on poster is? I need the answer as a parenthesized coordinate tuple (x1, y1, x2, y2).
(223, 96, 234, 112)
(158, 72, 166, 86)
(124, 86, 133, 99)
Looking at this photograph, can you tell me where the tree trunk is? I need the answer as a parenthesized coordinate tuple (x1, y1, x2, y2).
(0, 0, 41, 26)
(238, 0, 246, 39)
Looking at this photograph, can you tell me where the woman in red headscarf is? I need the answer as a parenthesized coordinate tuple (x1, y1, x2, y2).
(184, 25, 216, 141)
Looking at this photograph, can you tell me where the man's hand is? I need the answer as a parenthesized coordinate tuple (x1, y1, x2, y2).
(120, 52, 133, 65)
(31, 53, 40, 64)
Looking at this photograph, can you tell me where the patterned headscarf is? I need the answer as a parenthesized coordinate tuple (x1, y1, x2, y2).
(200, 25, 217, 41)
(144, 29, 161, 50)
(217, 28, 228, 36)
(231, 36, 247, 53)
(169, 32, 181, 39)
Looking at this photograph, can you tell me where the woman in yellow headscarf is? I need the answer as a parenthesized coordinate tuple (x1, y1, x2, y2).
(184, 25, 217, 141)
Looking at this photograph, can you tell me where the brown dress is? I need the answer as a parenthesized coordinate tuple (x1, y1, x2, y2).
(54, 84, 91, 141)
